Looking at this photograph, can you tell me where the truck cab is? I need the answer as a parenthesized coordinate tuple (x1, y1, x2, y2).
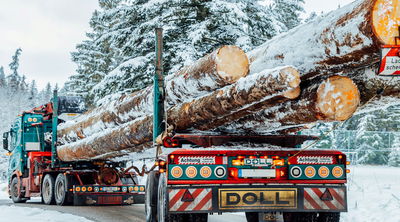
(3, 93, 145, 205)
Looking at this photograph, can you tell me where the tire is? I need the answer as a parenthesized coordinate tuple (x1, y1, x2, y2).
(157, 173, 169, 222)
(55, 173, 70, 205)
(188, 213, 208, 222)
(284, 212, 318, 222)
(42, 174, 56, 205)
(245, 212, 258, 222)
(317, 213, 340, 222)
(10, 177, 26, 203)
(146, 171, 159, 222)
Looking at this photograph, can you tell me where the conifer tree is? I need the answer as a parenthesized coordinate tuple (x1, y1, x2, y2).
(8, 48, 22, 91)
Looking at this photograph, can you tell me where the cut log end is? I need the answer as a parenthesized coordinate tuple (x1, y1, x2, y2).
(283, 86, 301, 99)
(280, 66, 301, 88)
(316, 76, 360, 121)
(216, 45, 249, 83)
(372, 0, 400, 45)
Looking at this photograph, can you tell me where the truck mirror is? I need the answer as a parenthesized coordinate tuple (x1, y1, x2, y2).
(3, 132, 9, 151)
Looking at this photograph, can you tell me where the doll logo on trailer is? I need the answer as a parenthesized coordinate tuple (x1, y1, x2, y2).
(378, 46, 400, 76)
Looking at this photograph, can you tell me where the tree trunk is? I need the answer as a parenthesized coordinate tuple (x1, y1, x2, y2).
(57, 45, 249, 144)
(218, 76, 360, 134)
(57, 66, 300, 161)
(248, 0, 395, 81)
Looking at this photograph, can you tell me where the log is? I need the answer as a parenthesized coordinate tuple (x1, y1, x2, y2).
(57, 45, 249, 144)
(57, 66, 300, 161)
(218, 76, 360, 134)
(248, 0, 398, 81)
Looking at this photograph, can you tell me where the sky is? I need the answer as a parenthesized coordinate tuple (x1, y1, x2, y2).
(0, 0, 354, 90)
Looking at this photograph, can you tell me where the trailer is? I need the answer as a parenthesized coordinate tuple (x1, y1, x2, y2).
(144, 29, 348, 222)
(3, 93, 145, 205)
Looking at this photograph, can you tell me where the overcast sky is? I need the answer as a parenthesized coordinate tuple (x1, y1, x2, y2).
(0, 0, 354, 90)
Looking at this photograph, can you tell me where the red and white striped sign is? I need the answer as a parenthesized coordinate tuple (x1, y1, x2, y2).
(169, 188, 212, 212)
(378, 46, 400, 76)
(303, 188, 346, 210)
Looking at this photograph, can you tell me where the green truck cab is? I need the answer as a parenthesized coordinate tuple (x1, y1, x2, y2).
(3, 93, 145, 205)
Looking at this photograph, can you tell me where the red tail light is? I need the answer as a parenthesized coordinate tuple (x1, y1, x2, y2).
(163, 137, 181, 148)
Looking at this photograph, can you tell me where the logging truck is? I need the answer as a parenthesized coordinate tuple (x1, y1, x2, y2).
(3, 93, 145, 205)
(144, 29, 349, 222)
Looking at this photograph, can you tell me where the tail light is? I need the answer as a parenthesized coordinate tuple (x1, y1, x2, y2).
(163, 137, 181, 148)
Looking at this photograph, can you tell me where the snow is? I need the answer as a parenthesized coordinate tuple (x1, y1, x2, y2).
(0, 205, 93, 222)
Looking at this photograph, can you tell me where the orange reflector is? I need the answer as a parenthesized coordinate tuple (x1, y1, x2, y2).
(185, 166, 197, 178)
(200, 166, 212, 178)
(134, 186, 139, 192)
(346, 169, 351, 173)
(129, 187, 134, 191)
(232, 159, 244, 166)
(171, 166, 183, 178)
(273, 159, 284, 166)
(75, 187, 81, 192)
(332, 166, 344, 178)
(318, 166, 330, 178)
(139, 186, 145, 192)
(304, 166, 316, 178)
(346, 161, 351, 165)
(88, 187, 93, 192)
(181, 189, 194, 202)
(82, 187, 87, 192)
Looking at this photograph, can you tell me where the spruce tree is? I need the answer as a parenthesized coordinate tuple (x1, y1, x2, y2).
(271, 0, 305, 29)
(0, 66, 6, 87)
(69, 0, 302, 105)
(8, 48, 22, 91)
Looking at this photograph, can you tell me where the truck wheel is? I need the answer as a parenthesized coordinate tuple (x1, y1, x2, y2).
(157, 173, 169, 222)
(55, 173, 70, 205)
(283, 212, 318, 222)
(10, 177, 26, 203)
(188, 213, 208, 222)
(42, 174, 56, 205)
(145, 171, 159, 222)
(317, 213, 340, 222)
(245, 212, 258, 222)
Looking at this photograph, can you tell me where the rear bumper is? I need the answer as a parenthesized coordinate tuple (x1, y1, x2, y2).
(168, 184, 347, 214)
(73, 193, 145, 205)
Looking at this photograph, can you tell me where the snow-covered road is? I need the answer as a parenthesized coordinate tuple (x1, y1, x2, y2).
(0, 165, 399, 222)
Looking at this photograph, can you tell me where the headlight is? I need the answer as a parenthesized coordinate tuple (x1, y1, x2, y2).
(214, 166, 226, 178)
(290, 166, 302, 178)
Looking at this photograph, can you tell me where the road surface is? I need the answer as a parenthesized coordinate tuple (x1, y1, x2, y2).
(0, 198, 247, 222)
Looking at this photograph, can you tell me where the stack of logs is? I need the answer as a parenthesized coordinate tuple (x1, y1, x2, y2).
(57, 0, 400, 161)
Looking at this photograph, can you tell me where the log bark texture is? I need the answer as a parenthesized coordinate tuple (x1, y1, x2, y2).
(248, 0, 397, 81)
(57, 45, 249, 144)
(57, 66, 300, 161)
(218, 76, 360, 134)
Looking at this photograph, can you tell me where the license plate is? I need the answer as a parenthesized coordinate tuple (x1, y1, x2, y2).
(103, 187, 119, 192)
(239, 169, 276, 178)
(244, 158, 272, 166)
(218, 188, 297, 210)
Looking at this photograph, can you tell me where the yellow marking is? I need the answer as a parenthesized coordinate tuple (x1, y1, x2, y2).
(218, 188, 297, 210)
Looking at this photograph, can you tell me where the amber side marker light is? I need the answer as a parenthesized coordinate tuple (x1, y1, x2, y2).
(346, 169, 351, 174)
(273, 159, 284, 166)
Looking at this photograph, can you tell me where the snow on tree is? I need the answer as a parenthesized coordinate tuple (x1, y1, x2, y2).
(0, 67, 6, 87)
(68, 0, 303, 105)
(355, 114, 388, 164)
(7, 48, 22, 91)
(389, 134, 400, 167)
(271, 0, 304, 29)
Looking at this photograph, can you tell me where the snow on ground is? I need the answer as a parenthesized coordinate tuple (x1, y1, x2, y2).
(342, 165, 400, 222)
(0, 205, 93, 222)
(0, 182, 93, 222)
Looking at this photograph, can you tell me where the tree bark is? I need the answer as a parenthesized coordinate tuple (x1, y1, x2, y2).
(57, 45, 249, 144)
(218, 76, 360, 134)
(248, 0, 395, 81)
(57, 66, 300, 161)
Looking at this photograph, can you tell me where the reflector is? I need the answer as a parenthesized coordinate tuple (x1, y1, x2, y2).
(320, 189, 333, 201)
(181, 189, 194, 202)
